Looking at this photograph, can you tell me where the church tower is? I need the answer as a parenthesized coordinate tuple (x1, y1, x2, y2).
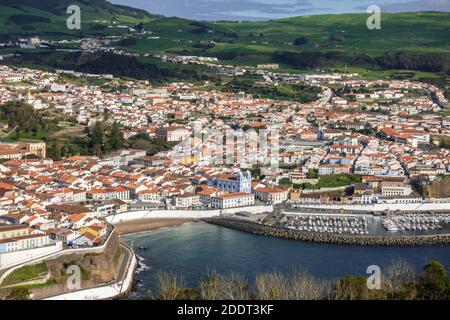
(237, 170, 251, 193)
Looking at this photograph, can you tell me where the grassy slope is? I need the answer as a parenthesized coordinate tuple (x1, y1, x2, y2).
(2, 263, 48, 286)
(0, 0, 156, 37)
(0, 3, 448, 56)
(129, 12, 450, 61)
(0, 3, 448, 78)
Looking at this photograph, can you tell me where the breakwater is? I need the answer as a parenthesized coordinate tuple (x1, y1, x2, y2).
(204, 218, 450, 246)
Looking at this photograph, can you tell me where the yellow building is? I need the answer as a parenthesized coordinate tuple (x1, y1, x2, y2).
(0, 141, 46, 160)
(25, 141, 46, 158)
(0, 225, 30, 239)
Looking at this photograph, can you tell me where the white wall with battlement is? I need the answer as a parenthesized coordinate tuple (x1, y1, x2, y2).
(296, 203, 450, 212)
(106, 206, 274, 224)
(0, 242, 63, 270)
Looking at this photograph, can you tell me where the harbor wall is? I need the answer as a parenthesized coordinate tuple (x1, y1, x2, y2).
(106, 206, 274, 224)
(205, 217, 450, 247)
(294, 202, 450, 212)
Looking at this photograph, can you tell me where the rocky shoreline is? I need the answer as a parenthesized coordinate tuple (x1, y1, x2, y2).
(204, 217, 450, 247)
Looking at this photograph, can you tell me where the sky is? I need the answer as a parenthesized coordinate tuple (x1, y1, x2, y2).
(109, 0, 450, 21)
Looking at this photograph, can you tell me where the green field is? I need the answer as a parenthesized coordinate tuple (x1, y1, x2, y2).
(126, 12, 450, 63)
(0, 0, 156, 38)
(2, 263, 48, 286)
(0, 1, 449, 80)
(1, 1, 448, 56)
(296, 174, 363, 190)
(441, 110, 450, 117)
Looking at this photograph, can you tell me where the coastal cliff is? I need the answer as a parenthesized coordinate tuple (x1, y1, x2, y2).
(30, 232, 122, 299)
(422, 176, 450, 199)
(204, 218, 450, 247)
(0, 231, 124, 300)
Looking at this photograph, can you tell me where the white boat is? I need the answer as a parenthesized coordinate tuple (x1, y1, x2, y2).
(385, 223, 399, 232)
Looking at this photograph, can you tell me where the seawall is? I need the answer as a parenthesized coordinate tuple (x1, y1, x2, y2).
(106, 206, 273, 224)
(204, 217, 450, 247)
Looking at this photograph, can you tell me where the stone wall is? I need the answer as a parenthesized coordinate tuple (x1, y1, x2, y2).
(205, 217, 450, 247)
(106, 206, 274, 224)
(0, 242, 63, 270)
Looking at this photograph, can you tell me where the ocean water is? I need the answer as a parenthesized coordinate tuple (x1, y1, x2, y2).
(122, 222, 450, 297)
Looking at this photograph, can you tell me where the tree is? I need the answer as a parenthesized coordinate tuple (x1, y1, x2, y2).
(135, 22, 144, 32)
(0, 101, 47, 134)
(49, 142, 63, 161)
(294, 37, 308, 46)
(278, 178, 292, 187)
(439, 136, 450, 149)
(128, 133, 175, 156)
(90, 122, 105, 146)
(108, 122, 124, 151)
(220, 273, 251, 300)
(155, 272, 186, 300)
(383, 259, 417, 299)
(103, 109, 111, 122)
(200, 271, 251, 300)
(416, 261, 450, 300)
(89, 121, 107, 155)
(332, 275, 385, 300)
(14, 130, 21, 141)
(255, 272, 289, 300)
(306, 169, 318, 179)
(289, 269, 330, 300)
(200, 271, 224, 300)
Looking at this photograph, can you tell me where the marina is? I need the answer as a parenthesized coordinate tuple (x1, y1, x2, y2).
(381, 214, 450, 233)
(282, 211, 450, 237)
(284, 213, 369, 235)
(123, 223, 450, 297)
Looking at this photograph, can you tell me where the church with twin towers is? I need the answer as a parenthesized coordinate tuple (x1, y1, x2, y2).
(207, 170, 252, 194)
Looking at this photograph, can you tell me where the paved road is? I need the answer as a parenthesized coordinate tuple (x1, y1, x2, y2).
(116, 244, 132, 285)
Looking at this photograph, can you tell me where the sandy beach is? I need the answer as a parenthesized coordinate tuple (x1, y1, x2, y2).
(113, 218, 193, 235)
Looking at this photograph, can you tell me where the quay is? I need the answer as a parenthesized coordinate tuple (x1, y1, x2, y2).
(204, 217, 450, 247)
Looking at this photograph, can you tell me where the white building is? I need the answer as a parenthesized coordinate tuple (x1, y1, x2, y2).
(208, 170, 252, 194)
(173, 193, 201, 208)
(210, 192, 255, 209)
(381, 182, 413, 197)
(0, 233, 50, 253)
(254, 188, 288, 204)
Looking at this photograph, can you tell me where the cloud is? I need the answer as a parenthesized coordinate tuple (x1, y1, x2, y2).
(354, 0, 450, 12)
(110, 0, 450, 20)
(110, 0, 330, 20)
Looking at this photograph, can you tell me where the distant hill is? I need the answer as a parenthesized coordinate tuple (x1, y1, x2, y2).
(136, 12, 450, 58)
(0, 1, 448, 74)
(0, 0, 151, 16)
(0, 0, 156, 35)
(137, 12, 450, 73)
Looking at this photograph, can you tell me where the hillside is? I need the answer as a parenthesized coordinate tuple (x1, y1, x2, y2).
(0, 1, 448, 55)
(130, 12, 449, 70)
(0, 1, 448, 75)
(135, 12, 450, 56)
(422, 176, 450, 198)
(0, 0, 156, 36)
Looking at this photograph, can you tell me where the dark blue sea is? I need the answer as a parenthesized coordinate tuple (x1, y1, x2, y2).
(122, 222, 450, 297)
